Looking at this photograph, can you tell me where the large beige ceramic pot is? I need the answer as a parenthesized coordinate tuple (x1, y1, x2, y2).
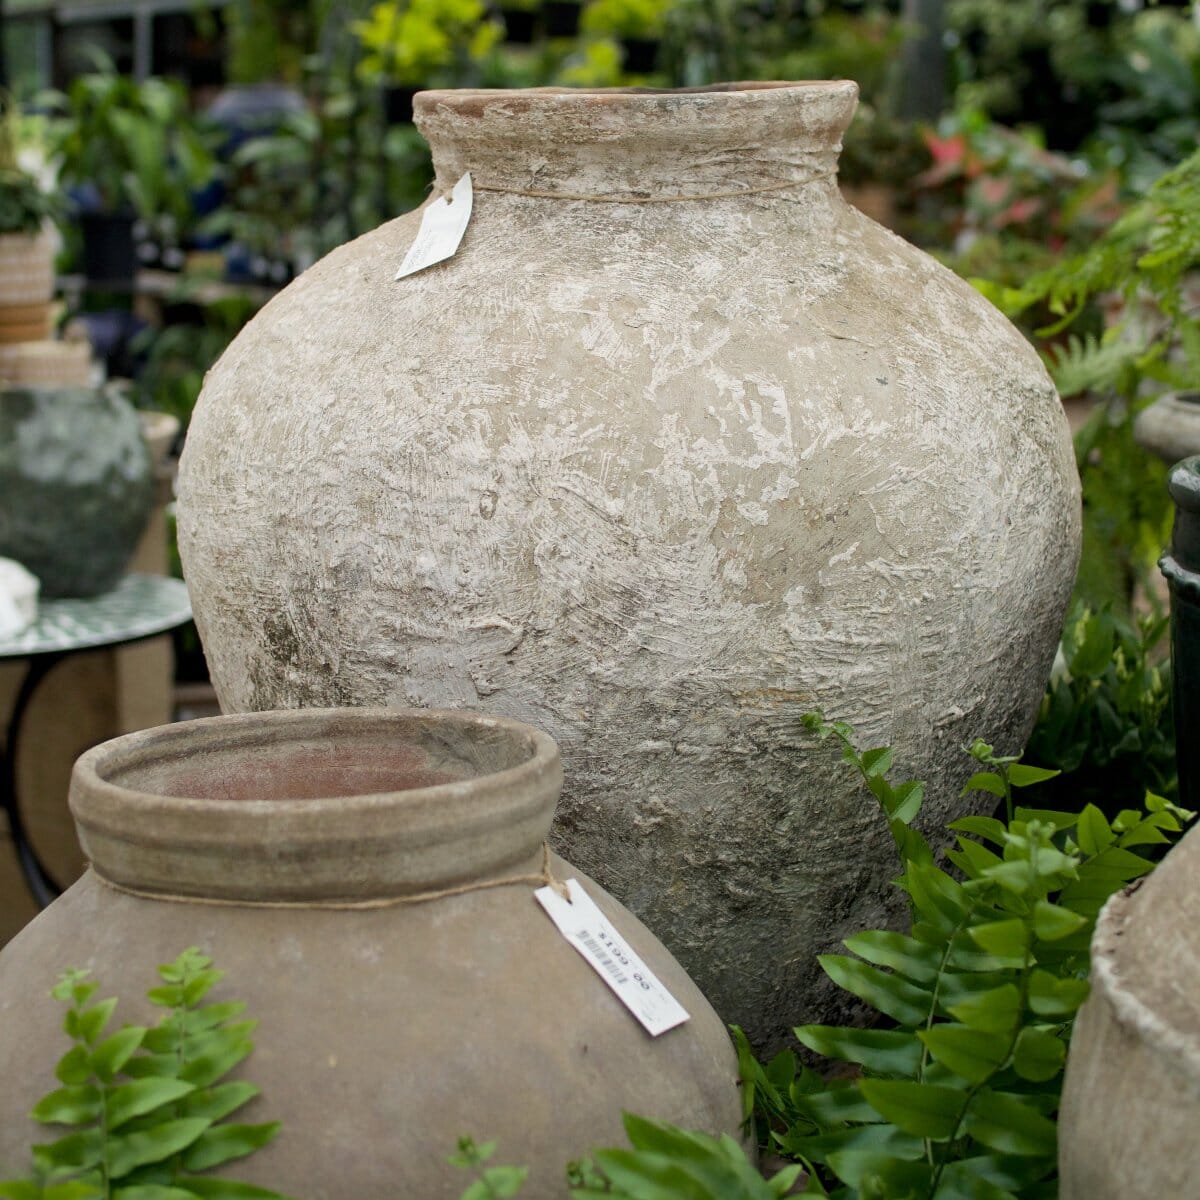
(177, 82, 1081, 1049)
(1059, 823, 1200, 1198)
(0, 708, 742, 1198)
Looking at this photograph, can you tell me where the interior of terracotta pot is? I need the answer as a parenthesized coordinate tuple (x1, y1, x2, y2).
(98, 715, 538, 803)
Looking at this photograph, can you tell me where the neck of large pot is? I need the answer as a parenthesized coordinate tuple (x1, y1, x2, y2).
(415, 82, 857, 204)
(69, 708, 563, 905)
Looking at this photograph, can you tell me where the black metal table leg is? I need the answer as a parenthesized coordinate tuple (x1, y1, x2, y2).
(1, 654, 65, 909)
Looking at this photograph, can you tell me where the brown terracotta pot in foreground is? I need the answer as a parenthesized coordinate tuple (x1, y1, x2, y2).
(0, 708, 743, 1198)
(1058, 821, 1200, 1197)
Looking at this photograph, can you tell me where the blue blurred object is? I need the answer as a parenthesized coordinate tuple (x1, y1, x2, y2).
(75, 309, 149, 379)
(205, 83, 306, 154)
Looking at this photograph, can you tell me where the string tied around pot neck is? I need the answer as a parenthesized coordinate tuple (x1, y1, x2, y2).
(89, 841, 571, 910)
(433, 169, 838, 206)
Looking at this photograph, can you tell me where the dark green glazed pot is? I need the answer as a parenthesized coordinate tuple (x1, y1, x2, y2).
(1162, 456, 1200, 814)
(0, 386, 153, 598)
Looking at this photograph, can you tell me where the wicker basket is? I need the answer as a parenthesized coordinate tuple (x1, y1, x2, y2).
(0, 301, 53, 343)
(0, 229, 55, 307)
(0, 339, 91, 387)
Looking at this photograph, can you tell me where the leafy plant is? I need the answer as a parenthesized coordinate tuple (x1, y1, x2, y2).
(450, 1137, 528, 1200)
(225, 0, 316, 86)
(0, 948, 291, 1200)
(580, 0, 665, 40)
(1087, 7, 1200, 193)
(975, 144, 1200, 614)
(732, 711, 1191, 1199)
(133, 295, 259, 429)
(1026, 604, 1174, 814)
(568, 1115, 801, 1200)
(45, 59, 218, 227)
(0, 93, 59, 236)
(354, 0, 502, 86)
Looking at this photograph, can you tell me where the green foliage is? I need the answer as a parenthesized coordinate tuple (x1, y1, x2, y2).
(0, 167, 57, 237)
(0, 949, 291, 1200)
(568, 1115, 801, 1200)
(0, 93, 59, 236)
(945, 0, 1200, 164)
(450, 1137, 529, 1200)
(1088, 8, 1200, 192)
(354, 0, 502, 85)
(989, 145, 1200, 358)
(581, 0, 665, 40)
(1026, 605, 1174, 814)
(976, 144, 1200, 615)
(225, 0, 316, 86)
(133, 296, 259, 430)
(735, 712, 1192, 1199)
(44, 59, 218, 228)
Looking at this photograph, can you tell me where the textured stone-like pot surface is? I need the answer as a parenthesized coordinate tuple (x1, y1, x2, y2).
(0, 385, 153, 597)
(177, 82, 1081, 1050)
(1059, 822, 1200, 1198)
(0, 708, 742, 1199)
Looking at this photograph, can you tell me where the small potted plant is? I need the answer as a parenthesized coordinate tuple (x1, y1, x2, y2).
(0, 94, 59, 340)
(46, 61, 217, 284)
(581, 0, 665, 72)
(355, 0, 502, 124)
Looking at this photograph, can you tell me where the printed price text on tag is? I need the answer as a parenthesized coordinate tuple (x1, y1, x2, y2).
(535, 878, 690, 1037)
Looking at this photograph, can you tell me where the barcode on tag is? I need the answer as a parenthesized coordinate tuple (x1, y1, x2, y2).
(535, 878, 690, 1037)
(395, 173, 474, 279)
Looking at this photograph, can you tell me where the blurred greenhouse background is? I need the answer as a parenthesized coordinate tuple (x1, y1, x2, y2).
(1, 0, 1198, 684)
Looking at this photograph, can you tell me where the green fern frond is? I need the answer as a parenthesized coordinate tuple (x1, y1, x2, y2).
(1046, 333, 1141, 399)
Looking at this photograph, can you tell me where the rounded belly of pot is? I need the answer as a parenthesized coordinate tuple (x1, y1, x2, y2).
(0, 867, 742, 1197)
(178, 199, 1080, 1048)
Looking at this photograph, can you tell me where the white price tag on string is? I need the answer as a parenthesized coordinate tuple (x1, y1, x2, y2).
(395, 173, 474, 279)
(535, 878, 690, 1037)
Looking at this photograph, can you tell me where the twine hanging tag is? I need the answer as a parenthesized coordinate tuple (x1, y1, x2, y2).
(395, 173, 474, 279)
(535, 878, 690, 1036)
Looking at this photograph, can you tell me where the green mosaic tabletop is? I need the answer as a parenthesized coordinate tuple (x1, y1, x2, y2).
(0, 574, 193, 659)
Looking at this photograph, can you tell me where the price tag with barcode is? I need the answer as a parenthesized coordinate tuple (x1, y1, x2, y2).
(535, 878, 690, 1037)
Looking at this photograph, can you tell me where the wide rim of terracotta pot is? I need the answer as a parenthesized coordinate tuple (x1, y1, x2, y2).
(414, 80, 859, 199)
(70, 707, 563, 904)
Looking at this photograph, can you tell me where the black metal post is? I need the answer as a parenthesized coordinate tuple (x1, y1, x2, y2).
(1161, 456, 1200, 814)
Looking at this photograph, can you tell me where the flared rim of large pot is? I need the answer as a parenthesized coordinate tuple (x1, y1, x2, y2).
(416, 80, 855, 103)
(69, 707, 563, 905)
(414, 81, 859, 200)
(415, 80, 858, 134)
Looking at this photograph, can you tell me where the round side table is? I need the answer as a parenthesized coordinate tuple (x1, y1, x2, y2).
(0, 574, 193, 908)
